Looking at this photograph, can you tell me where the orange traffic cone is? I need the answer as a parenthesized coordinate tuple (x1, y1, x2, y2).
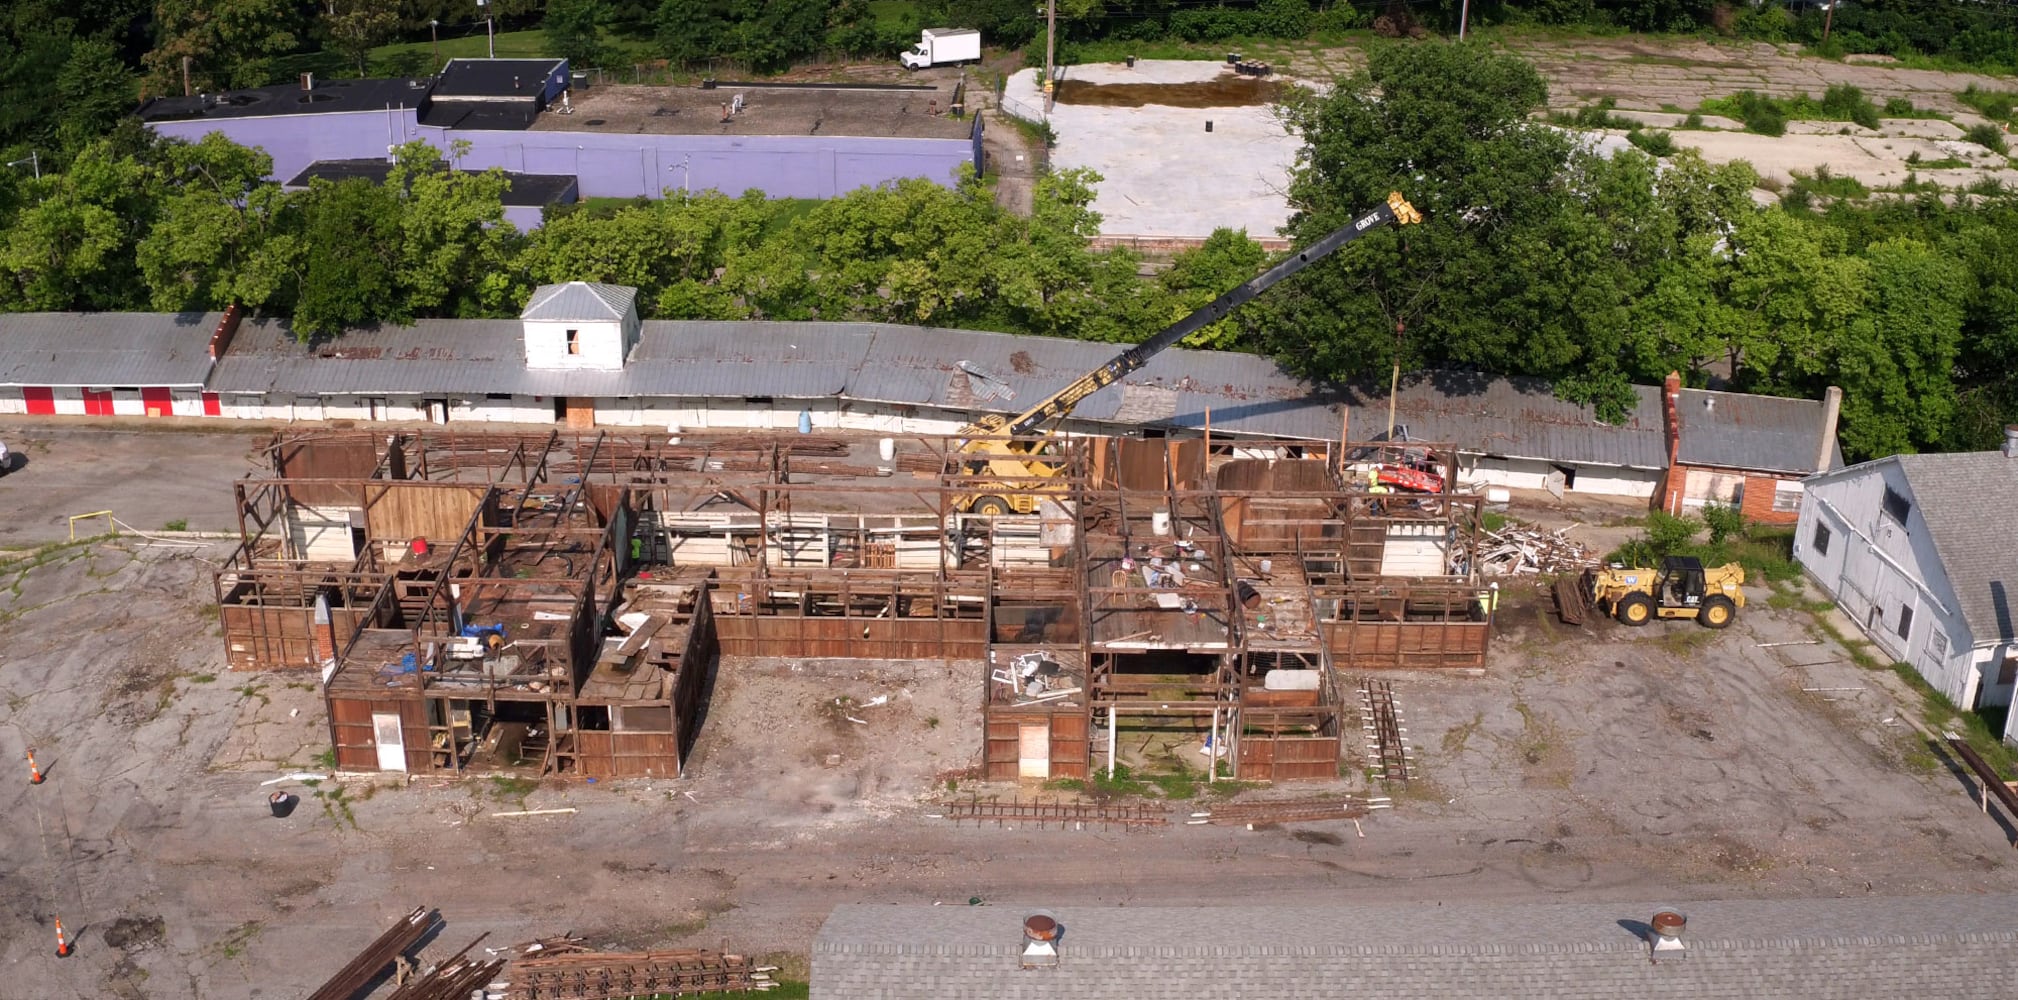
(54, 916, 71, 958)
(25, 748, 43, 785)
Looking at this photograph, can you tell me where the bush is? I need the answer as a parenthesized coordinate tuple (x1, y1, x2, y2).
(1964, 122, 2009, 153)
(1883, 96, 1917, 117)
(1682, 111, 1705, 130)
(1820, 83, 1881, 129)
(1701, 503, 1745, 547)
(1646, 511, 1702, 555)
(1627, 129, 1677, 156)
(1572, 97, 1636, 130)
(1733, 91, 1787, 136)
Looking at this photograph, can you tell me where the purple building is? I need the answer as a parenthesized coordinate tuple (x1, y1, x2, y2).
(139, 61, 982, 219)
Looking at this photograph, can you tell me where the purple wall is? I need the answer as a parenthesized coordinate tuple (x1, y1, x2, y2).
(149, 109, 422, 187)
(149, 105, 972, 207)
(414, 126, 972, 201)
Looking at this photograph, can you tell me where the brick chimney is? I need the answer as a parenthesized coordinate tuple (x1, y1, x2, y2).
(1659, 371, 1685, 515)
(207, 302, 243, 362)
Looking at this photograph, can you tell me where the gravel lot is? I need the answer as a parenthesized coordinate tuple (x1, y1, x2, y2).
(4, 428, 2015, 1000)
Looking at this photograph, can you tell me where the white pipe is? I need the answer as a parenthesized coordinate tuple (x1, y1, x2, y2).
(1108, 706, 1117, 780)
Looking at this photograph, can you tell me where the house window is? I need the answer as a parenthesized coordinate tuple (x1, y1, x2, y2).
(1772, 480, 1802, 513)
(565, 329, 581, 355)
(1880, 486, 1911, 526)
(745, 396, 774, 405)
(1811, 523, 1831, 556)
(1999, 656, 2018, 687)
(1895, 604, 1913, 640)
(485, 393, 512, 400)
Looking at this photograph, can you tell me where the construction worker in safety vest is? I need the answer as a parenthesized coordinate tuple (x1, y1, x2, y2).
(1473, 582, 1499, 622)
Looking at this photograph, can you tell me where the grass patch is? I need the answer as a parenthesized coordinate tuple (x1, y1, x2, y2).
(992, 107, 1056, 149)
(1788, 164, 1869, 200)
(1480, 510, 1509, 533)
(488, 775, 539, 804)
(189, 673, 217, 684)
(1701, 85, 1882, 137)
(1548, 97, 1638, 130)
(1957, 85, 2018, 123)
(162, 518, 189, 532)
(313, 783, 360, 830)
(210, 920, 263, 961)
(1884, 662, 2018, 779)
(1441, 711, 1485, 755)
(672, 984, 810, 1000)
(315, 747, 337, 770)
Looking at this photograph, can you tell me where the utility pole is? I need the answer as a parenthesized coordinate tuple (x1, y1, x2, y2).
(181, 55, 192, 96)
(1821, 1, 1835, 43)
(1459, 0, 1470, 41)
(6, 152, 38, 180)
(478, 0, 495, 58)
(430, 19, 440, 69)
(1044, 0, 1056, 112)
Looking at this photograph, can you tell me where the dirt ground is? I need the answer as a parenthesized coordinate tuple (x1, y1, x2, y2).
(6, 429, 2018, 1000)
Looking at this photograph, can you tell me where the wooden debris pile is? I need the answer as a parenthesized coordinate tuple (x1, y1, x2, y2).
(503, 946, 775, 999)
(1475, 524, 1595, 576)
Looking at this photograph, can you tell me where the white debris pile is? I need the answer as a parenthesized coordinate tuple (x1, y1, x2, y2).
(1476, 523, 1596, 575)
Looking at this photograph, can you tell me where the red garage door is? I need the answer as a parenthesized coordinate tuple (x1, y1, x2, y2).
(82, 390, 113, 416)
(22, 387, 54, 414)
(202, 392, 221, 416)
(141, 387, 171, 416)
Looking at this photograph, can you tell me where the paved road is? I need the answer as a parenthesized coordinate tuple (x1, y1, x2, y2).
(0, 419, 270, 546)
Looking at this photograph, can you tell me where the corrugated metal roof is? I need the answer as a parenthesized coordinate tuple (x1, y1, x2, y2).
(1334, 372, 1667, 470)
(209, 318, 529, 395)
(520, 282, 636, 322)
(204, 317, 1671, 454)
(1677, 388, 1838, 475)
(1895, 452, 2018, 644)
(0, 312, 220, 388)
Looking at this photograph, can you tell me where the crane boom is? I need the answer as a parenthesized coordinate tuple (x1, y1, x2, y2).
(962, 191, 1421, 439)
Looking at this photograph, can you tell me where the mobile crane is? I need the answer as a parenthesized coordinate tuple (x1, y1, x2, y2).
(952, 191, 1422, 515)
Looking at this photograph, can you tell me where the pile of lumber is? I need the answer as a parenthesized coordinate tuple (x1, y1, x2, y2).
(505, 948, 775, 1000)
(1475, 523, 1594, 576)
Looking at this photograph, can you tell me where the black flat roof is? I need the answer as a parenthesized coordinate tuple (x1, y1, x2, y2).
(283, 159, 577, 206)
(432, 58, 566, 99)
(417, 103, 540, 131)
(138, 77, 433, 122)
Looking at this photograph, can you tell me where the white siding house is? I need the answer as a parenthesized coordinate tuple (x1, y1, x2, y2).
(1796, 435, 2018, 743)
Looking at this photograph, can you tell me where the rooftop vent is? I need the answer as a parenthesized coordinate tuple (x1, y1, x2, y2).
(1649, 910, 1686, 957)
(1020, 913, 1060, 969)
(2003, 425, 2018, 459)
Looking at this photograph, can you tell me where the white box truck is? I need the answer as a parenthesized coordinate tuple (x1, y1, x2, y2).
(900, 28, 981, 70)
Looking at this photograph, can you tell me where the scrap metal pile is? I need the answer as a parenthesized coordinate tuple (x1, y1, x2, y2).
(1474, 522, 1596, 576)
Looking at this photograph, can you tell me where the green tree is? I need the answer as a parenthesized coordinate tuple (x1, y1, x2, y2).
(324, 0, 400, 78)
(386, 141, 523, 318)
(655, 0, 727, 68)
(292, 178, 407, 337)
(1826, 237, 1969, 458)
(1157, 228, 1265, 349)
(136, 133, 293, 311)
(1262, 42, 1589, 397)
(53, 37, 136, 155)
(544, 0, 606, 68)
(144, 0, 300, 94)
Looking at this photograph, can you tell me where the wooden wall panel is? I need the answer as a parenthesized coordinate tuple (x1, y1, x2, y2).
(365, 483, 487, 544)
(1325, 621, 1488, 668)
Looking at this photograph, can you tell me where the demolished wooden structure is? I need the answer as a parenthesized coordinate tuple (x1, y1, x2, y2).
(221, 429, 1493, 784)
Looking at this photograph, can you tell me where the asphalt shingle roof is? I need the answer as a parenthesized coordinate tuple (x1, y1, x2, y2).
(1677, 388, 1841, 475)
(520, 282, 637, 323)
(812, 897, 2018, 1000)
(0, 312, 221, 388)
(1896, 451, 2018, 644)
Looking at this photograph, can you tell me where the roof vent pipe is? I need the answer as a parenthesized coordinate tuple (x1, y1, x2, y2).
(2004, 425, 2018, 459)
(1649, 911, 1687, 955)
(1020, 913, 1061, 968)
(301, 72, 313, 91)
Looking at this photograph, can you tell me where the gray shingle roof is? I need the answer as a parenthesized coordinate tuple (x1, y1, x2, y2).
(812, 897, 2018, 1000)
(520, 282, 637, 323)
(1896, 451, 2018, 644)
(1677, 388, 1841, 475)
(0, 312, 221, 388)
